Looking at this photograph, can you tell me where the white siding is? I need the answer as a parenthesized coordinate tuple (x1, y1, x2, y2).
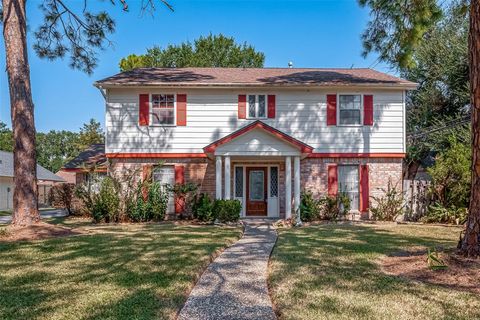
(105, 88, 405, 154)
(0, 177, 13, 211)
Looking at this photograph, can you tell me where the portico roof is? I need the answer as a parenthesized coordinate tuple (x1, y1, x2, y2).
(203, 121, 314, 155)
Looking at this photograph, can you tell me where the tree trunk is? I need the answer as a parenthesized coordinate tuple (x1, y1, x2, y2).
(2, 0, 39, 226)
(461, 0, 480, 257)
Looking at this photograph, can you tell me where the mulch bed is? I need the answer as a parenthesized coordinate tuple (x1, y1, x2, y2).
(0, 222, 81, 242)
(380, 248, 480, 294)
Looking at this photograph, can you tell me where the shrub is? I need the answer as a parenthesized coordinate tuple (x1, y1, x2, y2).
(49, 183, 75, 215)
(320, 195, 340, 220)
(213, 199, 241, 223)
(421, 203, 467, 224)
(300, 191, 322, 221)
(92, 176, 120, 223)
(370, 181, 404, 221)
(337, 192, 351, 216)
(427, 141, 471, 208)
(128, 181, 169, 222)
(168, 182, 198, 218)
(192, 193, 215, 222)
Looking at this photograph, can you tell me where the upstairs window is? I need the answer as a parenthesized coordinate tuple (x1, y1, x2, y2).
(248, 94, 266, 119)
(152, 94, 175, 125)
(339, 94, 361, 125)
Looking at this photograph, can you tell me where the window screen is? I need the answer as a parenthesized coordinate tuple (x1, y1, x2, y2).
(338, 165, 359, 211)
(339, 95, 361, 125)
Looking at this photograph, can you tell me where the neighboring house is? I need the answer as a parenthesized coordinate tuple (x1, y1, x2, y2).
(95, 67, 416, 218)
(56, 144, 107, 184)
(0, 151, 65, 211)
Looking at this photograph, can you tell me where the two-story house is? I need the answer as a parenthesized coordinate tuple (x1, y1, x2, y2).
(95, 67, 416, 219)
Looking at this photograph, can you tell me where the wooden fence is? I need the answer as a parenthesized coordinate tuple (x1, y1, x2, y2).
(403, 179, 432, 221)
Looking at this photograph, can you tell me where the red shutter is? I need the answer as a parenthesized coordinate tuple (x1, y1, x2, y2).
(174, 165, 185, 214)
(177, 94, 187, 126)
(359, 164, 369, 212)
(327, 94, 337, 126)
(268, 95, 276, 118)
(139, 94, 150, 126)
(364, 95, 374, 126)
(327, 164, 338, 197)
(141, 165, 153, 200)
(238, 95, 246, 119)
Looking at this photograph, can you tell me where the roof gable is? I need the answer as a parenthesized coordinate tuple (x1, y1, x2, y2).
(204, 121, 314, 155)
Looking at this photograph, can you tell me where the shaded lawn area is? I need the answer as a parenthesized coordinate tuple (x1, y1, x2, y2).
(0, 222, 242, 320)
(269, 223, 480, 320)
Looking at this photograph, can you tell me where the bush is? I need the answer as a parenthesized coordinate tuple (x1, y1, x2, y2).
(337, 192, 351, 216)
(300, 191, 322, 221)
(192, 193, 215, 222)
(128, 181, 169, 222)
(321, 195, 340, 220)
(213, 199, 241, 223)
(427, 141, 471, 208)
(421, 203, 467, 224)
(49, 183, 75, 215)
(370, 181, 404, 221)
(168, 182, 198, 218)
(92, 176, 120, 223)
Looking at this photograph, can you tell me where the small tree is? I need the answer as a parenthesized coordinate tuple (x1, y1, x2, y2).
(428, 141, 471, 208)
(49, 184, 75, 215)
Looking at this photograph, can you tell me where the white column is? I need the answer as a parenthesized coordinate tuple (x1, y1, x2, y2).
(224, 156, 231, 199)
(215, 156, 223, 199)
(285, 156, 292, 219)
(294, 156, 301, 225)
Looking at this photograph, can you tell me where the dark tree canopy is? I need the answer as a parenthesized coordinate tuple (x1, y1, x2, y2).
(119, 34, 265, 71)
(404, 2, 470, 162)
(359, 0, 443, 69)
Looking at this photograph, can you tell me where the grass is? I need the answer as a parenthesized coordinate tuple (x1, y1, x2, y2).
(0, 221, 242, 320)
(269, 223, 480, 320)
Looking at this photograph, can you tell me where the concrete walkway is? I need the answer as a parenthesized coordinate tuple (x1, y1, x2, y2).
(178, 220, 278, 320)
(0, 209, 67, 224)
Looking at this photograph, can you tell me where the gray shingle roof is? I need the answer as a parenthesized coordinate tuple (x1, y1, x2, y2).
(62, 144, 106, 169)
(95, 67, 417, 89)
(0, 151, 65, 182)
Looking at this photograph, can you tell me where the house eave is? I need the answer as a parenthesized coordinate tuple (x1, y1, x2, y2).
(94, 82, 418, 90)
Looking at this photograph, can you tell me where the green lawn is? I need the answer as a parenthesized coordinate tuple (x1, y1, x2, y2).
(269, 223, 480, 320)
(0, 222, 242, 320)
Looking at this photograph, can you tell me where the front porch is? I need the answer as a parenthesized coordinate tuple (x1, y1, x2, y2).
(203, 121, 314, 219)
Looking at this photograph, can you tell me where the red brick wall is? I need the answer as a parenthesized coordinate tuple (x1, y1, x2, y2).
(301, 157, 403, 205)
(109, 156, 403, 218)
(109, 157, 215, 198)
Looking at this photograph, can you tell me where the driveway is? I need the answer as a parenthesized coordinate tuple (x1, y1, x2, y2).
(178, 219, 277, 320)
(0, 209, 67, 224)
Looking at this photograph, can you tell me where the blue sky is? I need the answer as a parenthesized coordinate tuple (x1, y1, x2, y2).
(0, 0, 390, 132)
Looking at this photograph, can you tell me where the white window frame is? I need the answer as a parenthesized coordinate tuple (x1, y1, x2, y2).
(337, 93, 363, 127)
(246, 94, 268, 120)
(337, 164, 360, 212)
(150, 93, 177, 127)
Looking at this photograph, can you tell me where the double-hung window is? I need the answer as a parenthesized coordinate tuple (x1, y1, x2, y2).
(248, 94, 267, 119)
(339, 94, 361, 125)
(152, 94, 175, 125)
(338, 165, 359, 211)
